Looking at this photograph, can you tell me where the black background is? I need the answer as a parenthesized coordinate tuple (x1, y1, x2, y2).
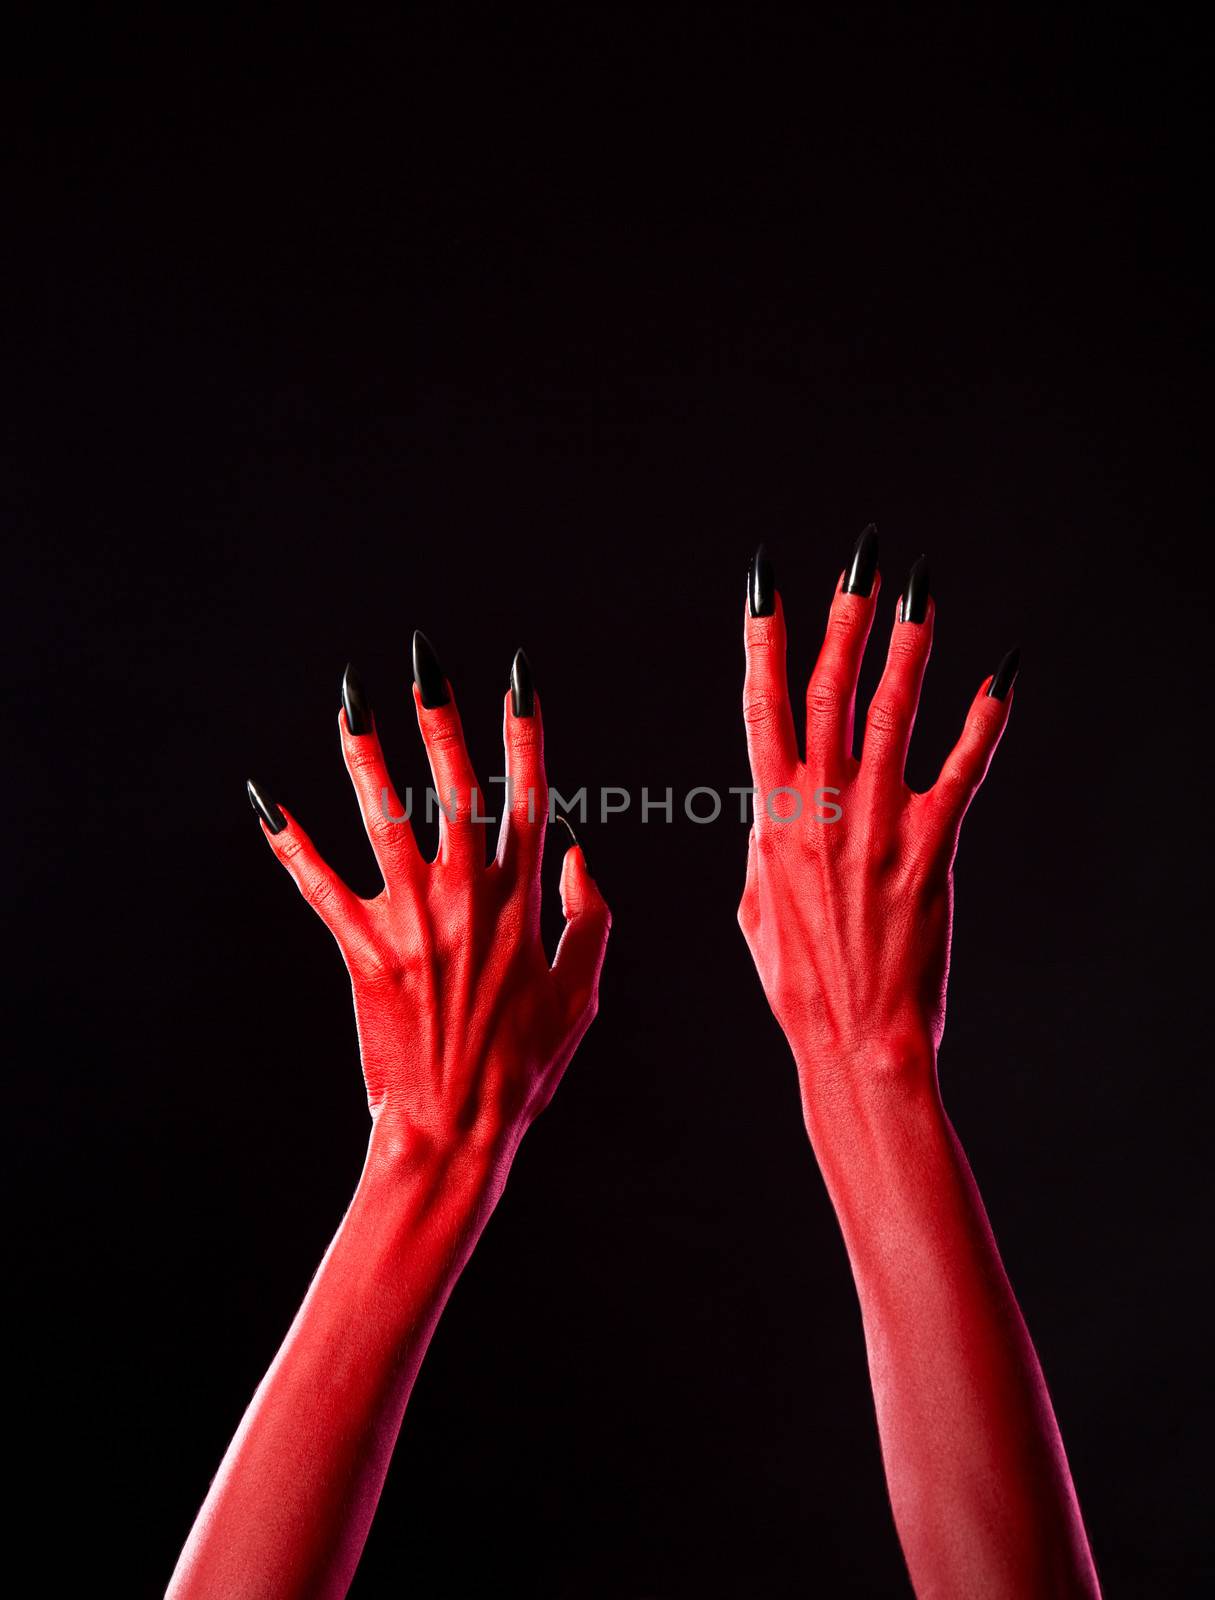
(6, 6, 1210, 1596)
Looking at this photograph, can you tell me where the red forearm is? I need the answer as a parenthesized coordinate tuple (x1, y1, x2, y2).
(800, 1042, 1100, 1599)
(180, 652, 609, 1598)
(167, 1127, 508, 1600)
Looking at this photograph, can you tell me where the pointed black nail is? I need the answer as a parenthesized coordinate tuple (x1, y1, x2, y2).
(554, 811, 583, 861)
(901, 554, 930, 624)
(748, 544, 775, 617)
(510, 648, 535, 717)
(341, 663, 372, 735)
(842, 523, 879, 597)
(412, 630, 450, 709)
(987, 645, 1021, 700)
(247, 778, 286, 834)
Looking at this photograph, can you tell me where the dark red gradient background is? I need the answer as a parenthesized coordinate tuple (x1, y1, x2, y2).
(4, 9, 1208, 1596)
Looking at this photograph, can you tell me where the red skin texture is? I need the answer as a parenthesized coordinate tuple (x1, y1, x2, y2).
(167, 678, 610, 1600)
(739, 572, 1101, 1599)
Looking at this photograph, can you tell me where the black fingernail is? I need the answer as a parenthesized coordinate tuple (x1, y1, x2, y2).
(748, 544, 775, 617)
(412, 630, 450, 709)
(341, 662, 373, 735)
(510, 648, 535, 717)
(554, 811, 583, 860)
(247, 778, 286, 834)
(987, 645, 1021, 700)
(901, 554, 930, 624)
(842, 523, 879, 596)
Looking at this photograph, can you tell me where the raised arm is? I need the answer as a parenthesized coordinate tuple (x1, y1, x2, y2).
(737, 535, 1100, 1599)
(168, 640, 610, 1600)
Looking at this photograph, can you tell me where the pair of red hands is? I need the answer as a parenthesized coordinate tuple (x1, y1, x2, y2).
(168, 545, 1101, 1599)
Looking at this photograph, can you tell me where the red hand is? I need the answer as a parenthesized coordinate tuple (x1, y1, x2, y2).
(168, 650, 610, 1600)
(739, 561, 1004, 1088)
(739, 542, 1100, 1598)
(283, 670, 608, 1167)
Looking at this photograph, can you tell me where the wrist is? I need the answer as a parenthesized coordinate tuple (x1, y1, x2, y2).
(359, 1117, 518, 1247)
(791, 1031, 943, 1149)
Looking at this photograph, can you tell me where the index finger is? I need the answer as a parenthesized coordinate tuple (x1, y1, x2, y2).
(743, 546, 799, 818)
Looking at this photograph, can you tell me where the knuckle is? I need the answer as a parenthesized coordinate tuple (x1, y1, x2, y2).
(351, 937, 392, 985)
(826, 608, 862, 641)
(371, 807, 403, 838)
(303, 874, 334, 909)
(886, 631, 924, 663)
(426, 718, 463, 750)
(866, 698, 903, 737)
(807, 678, 842, 718)
(974, 698, 1006, 733)
(510, 787, 546, 822)
(349, 745, 382, 774)
(375, 823, 416, 864)
(743, 690, 783, 727)
(746, 617, 781, 649)
(755, 819, 795, 858)
(963, 716, 1000, 764)
(446, 793, 472, 825)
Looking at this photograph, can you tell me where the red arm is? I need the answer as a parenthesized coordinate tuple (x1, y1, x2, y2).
(738, 538, 1100, 1599)
(167, 643, 610, 1600)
